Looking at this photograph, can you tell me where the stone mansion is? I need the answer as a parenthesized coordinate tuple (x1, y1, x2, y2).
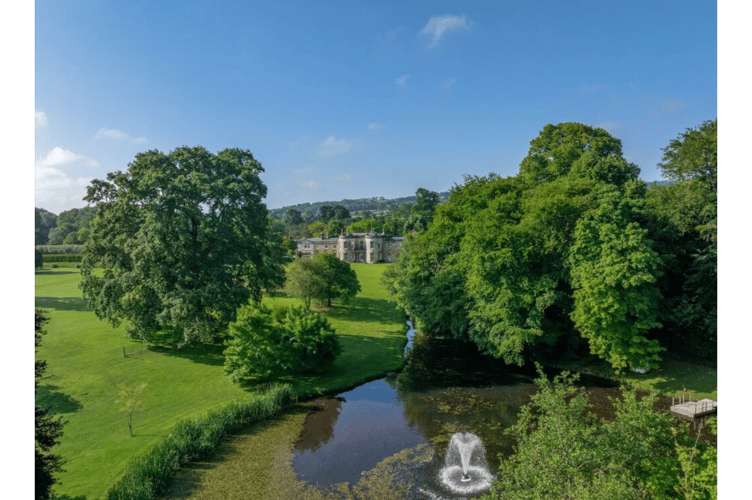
(296, 231, 405, 263)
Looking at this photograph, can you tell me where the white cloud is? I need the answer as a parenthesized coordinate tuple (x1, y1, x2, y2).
(418, 14, 471, 49)
(35, 111, 47, 127)
(37, 147, 84, 168)
(301, 180, 322, 190)
(35, 147, 100, 213)
(334, 174, 352, 181)
(95, 127, 149, 144)
(395, 74, 410, 88)
(442, 77, 457, 89)
(318, 136, 357, 157)
(368, 123, 382, 132)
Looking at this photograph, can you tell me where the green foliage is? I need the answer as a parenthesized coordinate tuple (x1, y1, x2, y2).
(223, 303, 341, 382)
(35, 208, 57, 245)
(47, 206, 97, 245)
(36, 244, 84, 254)
(104, 384, 294, 500)
(285, 255, 360, 309)
(484, 368, 716, 500)
(41, 254, 82, 263)
(80, 146, 280, 345)
(568, 185, 664, 372)
(383, 123, 676, 372)
(314, 253, 361, 306)
(35, 309, 65, 500)
(519, 122, 639, 185)
(643, 119, 717, 361)
(658, 119, 717, 194)
(285, 258, 327, 309)
(404, 187, 441, 232)
(35, 248, 43, 268)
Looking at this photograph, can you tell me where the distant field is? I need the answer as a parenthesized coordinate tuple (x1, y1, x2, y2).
(35, 264, 407, 499)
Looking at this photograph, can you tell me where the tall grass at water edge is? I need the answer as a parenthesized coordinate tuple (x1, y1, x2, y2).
(104, 385, 294, 500)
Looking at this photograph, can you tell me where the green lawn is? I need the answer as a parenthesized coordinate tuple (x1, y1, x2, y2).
(35, 264, 407, 499)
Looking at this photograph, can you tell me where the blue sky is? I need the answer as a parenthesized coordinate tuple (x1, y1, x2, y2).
(33, 0, 716, 214)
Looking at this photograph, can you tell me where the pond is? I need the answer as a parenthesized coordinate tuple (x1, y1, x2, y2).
(162, 325, 714, 500)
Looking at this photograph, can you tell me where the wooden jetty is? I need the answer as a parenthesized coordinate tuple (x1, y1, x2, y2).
(670, 398, 717, 421)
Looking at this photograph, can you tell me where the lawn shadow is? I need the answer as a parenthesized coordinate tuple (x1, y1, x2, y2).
(52, 494, 88, 500)
(36, 384, 83, 414)
(148, 343, 225, 367)
(36, 269, 79, 276)
(35, 297, 90, 312)
(326, 296, 404, 326)
(159, 404, 312, 499)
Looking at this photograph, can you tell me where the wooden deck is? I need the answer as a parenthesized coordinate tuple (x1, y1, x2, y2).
(670, 398, 717, 420)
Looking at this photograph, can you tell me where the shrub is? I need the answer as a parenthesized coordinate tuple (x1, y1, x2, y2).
(484, 367, 716, 500)
(35, 249, 43, 269)
(42, 254, 83, 263)
(224, 303, 341, 382)
(35, 244, 84, 254)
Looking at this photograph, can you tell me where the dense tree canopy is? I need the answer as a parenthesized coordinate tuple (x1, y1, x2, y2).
(80, 146, 281, 345)
(645, 119, 717, 359)
(384, 122, 673, 372)
(35, 208, 57, 245)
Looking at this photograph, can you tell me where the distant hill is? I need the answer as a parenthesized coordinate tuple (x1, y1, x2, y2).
(269, 192, 451, 218)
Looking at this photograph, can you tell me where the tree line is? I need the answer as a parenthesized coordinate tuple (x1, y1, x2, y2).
(269, 187, 446, 240)
(382, 120, 717, 372)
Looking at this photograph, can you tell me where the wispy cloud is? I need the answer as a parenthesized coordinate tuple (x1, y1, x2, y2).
(301, 180, 322, 190)
(334, 174, 352, 181)
(35, 111, 47, 127)
(318, 136, 358, 157)
(36, 146, 98, 168)
(95, 127, 149, 144)
(395, 74, 410, 88)
(442, 77, 457, 89)
(418, 14, 471, 49)
(368, 123, 382, 133)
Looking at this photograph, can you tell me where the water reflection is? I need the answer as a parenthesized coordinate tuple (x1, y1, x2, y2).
(292, 380, 426, 486)
(293, 397, 344, 453)
(291, 330, 715, 494)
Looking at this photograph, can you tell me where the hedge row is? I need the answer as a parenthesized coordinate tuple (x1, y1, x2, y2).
(104, 384, 294, 500)
(42, 254, 83, 263)
(36, 245, 84, 254)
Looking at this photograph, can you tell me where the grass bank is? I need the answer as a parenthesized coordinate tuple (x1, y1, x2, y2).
(553, 356, 717, 402)
(35, 264, 407, 499)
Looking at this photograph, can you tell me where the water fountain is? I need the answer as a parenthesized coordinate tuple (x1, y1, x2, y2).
(439, 432, 494, 496)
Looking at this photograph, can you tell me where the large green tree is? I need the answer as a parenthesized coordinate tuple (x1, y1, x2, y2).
(285, 254, 360, 308)
(385, 123, 665, 372)
(285, 258, 327, 310)
(314, 253, 361, 306)
(80, 146, 280, 345)
(645, 119, 717, 359)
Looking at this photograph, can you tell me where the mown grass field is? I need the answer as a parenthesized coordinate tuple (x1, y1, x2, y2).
(35, 264, 407, 500)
